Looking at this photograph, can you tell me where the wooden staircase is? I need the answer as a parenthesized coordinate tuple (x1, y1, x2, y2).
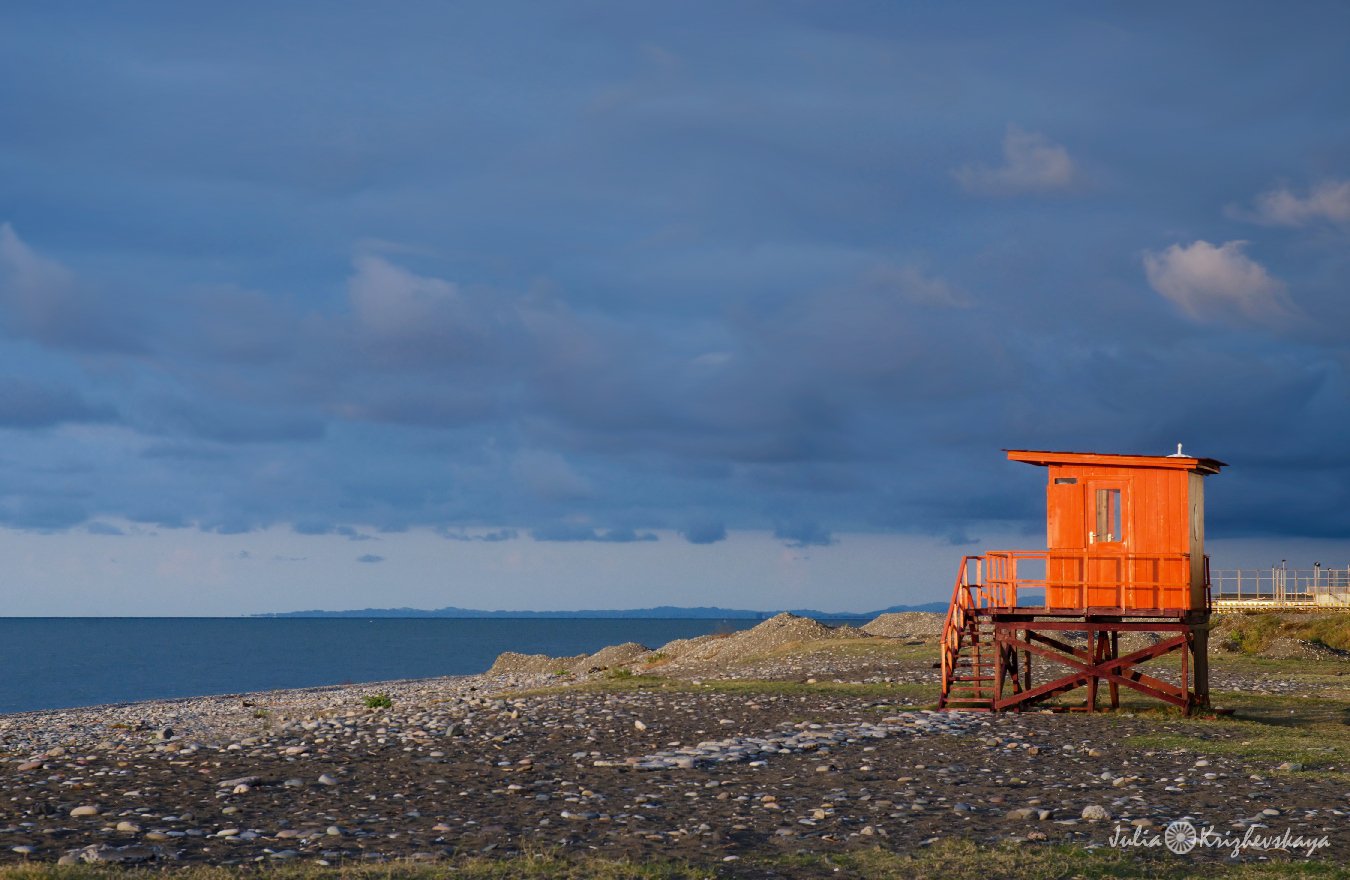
(938, 557, 998, 711)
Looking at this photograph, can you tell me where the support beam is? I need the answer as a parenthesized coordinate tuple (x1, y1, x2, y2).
(992, 624, 1198, 712)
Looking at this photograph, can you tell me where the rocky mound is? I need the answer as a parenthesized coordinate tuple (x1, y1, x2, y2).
(648, 613, 858, 675)
(861, 612, 944, 640)
(488, 642, 657, 677)
(580, 642, 655, 672)
(487, 651, 586, 676)
(487, 613, 864, 680)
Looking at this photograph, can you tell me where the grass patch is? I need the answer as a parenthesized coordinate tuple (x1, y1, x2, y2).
(0, 854, 709, 880)
(362, 693, 393, 709)
(1212, 612, 1350, 654)
(771, 839, 1344, 879)
(0, 841, 1341, 879)
(1122, 690, 1350, 776)
(514, 676, 935, 703)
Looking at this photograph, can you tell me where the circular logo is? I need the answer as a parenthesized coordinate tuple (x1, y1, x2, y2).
(1165, 819, 1198, 854)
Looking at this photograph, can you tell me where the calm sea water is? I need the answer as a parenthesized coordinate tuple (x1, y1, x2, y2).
(0, 617, 831, 715)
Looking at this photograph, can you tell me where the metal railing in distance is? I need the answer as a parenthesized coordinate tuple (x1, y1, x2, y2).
(1211, 567, 1350, 610)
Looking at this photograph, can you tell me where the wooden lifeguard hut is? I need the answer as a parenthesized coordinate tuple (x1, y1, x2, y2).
(938, 448, 1226, 714)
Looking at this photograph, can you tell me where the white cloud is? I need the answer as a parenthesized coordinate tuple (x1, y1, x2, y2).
(0, 222, 78, 331)
(1143, 240, 1293, 322)
(1230, 179, 1350, 227)
(954, 125, 1077, 196)
(347, 253, 462, 339)
(865, 263, 970, 308)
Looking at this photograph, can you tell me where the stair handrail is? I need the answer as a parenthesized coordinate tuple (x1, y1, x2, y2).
(940, 555, 984, 705)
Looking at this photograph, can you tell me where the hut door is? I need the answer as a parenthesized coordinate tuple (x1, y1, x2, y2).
(1084, 479, 1129, 607)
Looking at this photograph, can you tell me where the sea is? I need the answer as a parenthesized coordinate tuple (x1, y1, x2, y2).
(0, 617, 866, 715)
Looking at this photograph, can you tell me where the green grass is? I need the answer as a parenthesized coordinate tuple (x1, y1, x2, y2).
(0, 855, 706, 880)
(515, 675, 935, 703)
(0, 840, 1341, 879)
(1121, 690, 1350, 778)
(770, 839, 1345, 879)
(1212, 612, 1350, 654)
(362, 693, 393, 709)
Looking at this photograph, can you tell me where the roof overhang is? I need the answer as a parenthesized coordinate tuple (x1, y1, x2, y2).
(1005, 449, 1226, 475)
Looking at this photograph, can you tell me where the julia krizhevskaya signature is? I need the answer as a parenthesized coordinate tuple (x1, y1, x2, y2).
(1110, 819, 1331, 858)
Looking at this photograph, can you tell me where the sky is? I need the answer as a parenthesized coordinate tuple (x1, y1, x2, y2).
(1, 3, 1348, 615)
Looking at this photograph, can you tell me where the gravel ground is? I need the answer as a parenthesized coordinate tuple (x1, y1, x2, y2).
(0, 616, 1345, 869)
(0, 674, 1345, 867)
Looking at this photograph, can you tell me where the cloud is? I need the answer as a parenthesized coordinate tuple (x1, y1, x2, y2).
(530, 524, 659, 542)
(443, 528, 518, 542)
(774, 522, 835, 548)
(344, 254, 510, 368)
(356, 553, 385, 563)
(954, 125, 1077, 196)
(0, 223, 144, 352)
(680, 521, 727, 544)
(0, 377, 114, 428)
(1229, 179, 1350, 227)
(1143, 240, 1294, 323)
(863, 263, 970, 309)
(85, 521, 125, 536)
(512, 451, 593, 502)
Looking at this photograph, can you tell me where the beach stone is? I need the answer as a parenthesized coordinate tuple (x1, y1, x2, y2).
(1081, 805, 1111, 822)
(318, 773, 339, 786)
(69, 805, 100, 818)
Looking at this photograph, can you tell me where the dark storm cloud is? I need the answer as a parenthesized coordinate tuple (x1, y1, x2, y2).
(0, 4, 1347, 541)
(0, 378, 114, 428)
(774, 522, 836, 549)
(680, 521, 727, 545)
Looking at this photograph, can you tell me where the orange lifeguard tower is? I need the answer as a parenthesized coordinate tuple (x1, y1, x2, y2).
(939, 448, 1225, 714)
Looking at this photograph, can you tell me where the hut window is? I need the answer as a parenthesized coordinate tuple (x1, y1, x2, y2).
(1094, 489, 1123, 543)
(1053, 477, 1077, 485)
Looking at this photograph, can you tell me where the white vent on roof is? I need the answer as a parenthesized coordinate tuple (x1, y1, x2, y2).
(1166, 443, 1186, 458)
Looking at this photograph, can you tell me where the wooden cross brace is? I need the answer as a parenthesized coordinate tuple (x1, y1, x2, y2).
(992, 625, 1195, 712)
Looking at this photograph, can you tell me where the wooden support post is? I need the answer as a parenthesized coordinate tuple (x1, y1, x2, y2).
(1108, 630, 1120, 709)
(994, 635, 1006, 707)
(1192, 616, 1210, 710)
(1022, 633, 1032, 694)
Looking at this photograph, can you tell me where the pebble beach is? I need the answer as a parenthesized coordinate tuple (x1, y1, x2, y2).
(0, 613, 1345, 868)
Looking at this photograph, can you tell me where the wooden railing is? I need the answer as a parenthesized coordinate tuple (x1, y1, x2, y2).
(982, 550, 1200, 611)
(939, 556, 997, 703)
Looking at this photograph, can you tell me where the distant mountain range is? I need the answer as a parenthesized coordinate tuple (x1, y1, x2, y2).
(252, 602, 948, 619)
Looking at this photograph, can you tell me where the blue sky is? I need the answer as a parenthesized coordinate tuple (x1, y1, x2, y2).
(1, 3, 1348, 614)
